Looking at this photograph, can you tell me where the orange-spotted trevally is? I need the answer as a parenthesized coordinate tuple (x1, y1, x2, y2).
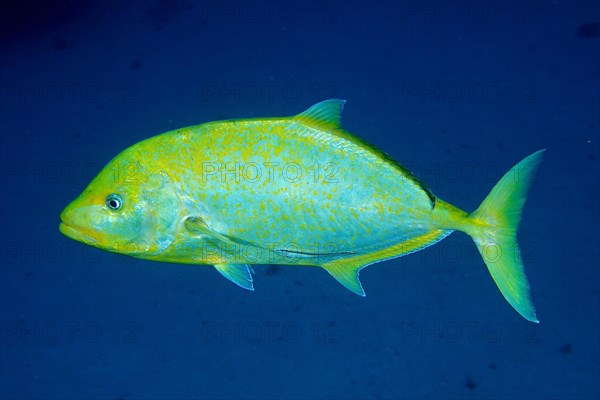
(59, 99, 544, 322)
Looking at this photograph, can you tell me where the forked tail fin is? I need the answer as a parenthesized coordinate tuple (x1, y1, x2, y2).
(467, 150, 545, 323)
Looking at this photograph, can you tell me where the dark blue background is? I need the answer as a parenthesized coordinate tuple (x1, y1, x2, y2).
(1, 1, 598, 399)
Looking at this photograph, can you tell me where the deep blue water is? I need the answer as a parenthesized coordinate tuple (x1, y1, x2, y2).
(1, 1, 599, 399)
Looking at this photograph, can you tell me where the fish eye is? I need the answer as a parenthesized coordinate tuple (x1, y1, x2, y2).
(106, 194, 123, 211)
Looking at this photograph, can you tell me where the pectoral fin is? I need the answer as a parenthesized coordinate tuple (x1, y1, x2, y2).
(214, 264, 254, 291)
(185, 216, 255, 247)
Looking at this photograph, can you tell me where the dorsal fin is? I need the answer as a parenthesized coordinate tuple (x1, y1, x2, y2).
(294, 99, 346, 131)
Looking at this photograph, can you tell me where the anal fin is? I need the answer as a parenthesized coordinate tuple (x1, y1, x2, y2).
(322, 229, 452, 296)
(322, 259, 366, 296)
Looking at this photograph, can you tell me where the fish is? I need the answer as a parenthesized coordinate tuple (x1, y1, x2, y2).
(59, 99, 544, 322)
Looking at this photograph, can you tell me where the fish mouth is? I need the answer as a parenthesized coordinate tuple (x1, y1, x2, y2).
(59, 220, 99, 245)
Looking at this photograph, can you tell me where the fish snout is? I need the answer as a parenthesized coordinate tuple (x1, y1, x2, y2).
(58, 201, 99, 245)
(59, 205, 73, 225)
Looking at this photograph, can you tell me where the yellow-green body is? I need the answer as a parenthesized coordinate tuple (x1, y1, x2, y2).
(60, 100, 543, 322)
(135, 118, 462, 265)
